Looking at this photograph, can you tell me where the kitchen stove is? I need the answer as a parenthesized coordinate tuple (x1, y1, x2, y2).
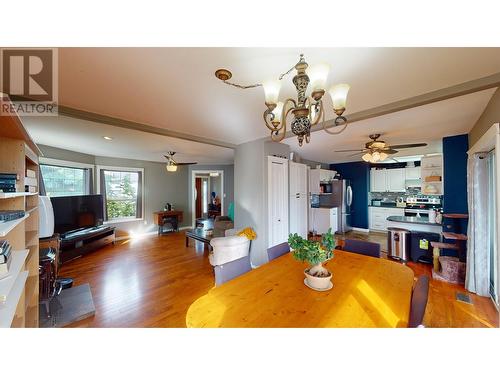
(405, 196, 442, 218)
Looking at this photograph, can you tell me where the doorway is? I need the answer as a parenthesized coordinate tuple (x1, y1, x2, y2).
(191, 170, 224, 228)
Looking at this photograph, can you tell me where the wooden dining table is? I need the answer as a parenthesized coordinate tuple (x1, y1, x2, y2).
(186, 250, 415, 328)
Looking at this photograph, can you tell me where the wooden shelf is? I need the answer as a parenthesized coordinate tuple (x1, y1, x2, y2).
(443, 232, 468, 241)
(443, 213, 469, 219)
(0, 192, 38, 199)
(24, 274, 38, 304)
(26, 206, 39, 215)
(0, 249, 29, 301)
(0, 213, 29, 237)
(0, 270, 28, 327)
(430, 241, 460, 249)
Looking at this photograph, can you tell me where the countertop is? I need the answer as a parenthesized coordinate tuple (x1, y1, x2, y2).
(386, 215, 441, 226)
(368, 204, 405, 209)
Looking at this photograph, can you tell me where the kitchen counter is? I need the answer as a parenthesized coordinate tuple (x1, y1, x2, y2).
(387, 215, 441, 226)
(368, 204, 402, 208)
(386, 215, 442, 234)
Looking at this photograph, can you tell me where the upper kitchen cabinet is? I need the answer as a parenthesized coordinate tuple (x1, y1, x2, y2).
(370, 168, 406, 192)
(309, 168, 335, 194)
(370, 169, 387, 192)
(405, 166, 421, 180)
(289, 161, 308, 195)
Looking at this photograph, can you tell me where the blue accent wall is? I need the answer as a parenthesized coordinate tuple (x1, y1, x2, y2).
(443, 134, 469, 236)
(330, 162, 370, 229)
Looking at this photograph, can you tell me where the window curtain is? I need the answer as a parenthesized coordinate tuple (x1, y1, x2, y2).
(99, 169, 108, 221)
(466, 152, 490, 296)
(136, 171, 143, 218)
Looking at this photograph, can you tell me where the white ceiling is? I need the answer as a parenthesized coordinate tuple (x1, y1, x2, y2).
(22, 115, 234, 164)
(284, 88, 496, 164)
(57, 48, 500, 145)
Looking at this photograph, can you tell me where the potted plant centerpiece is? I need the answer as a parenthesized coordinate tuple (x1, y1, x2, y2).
(288, 228, 336, 291)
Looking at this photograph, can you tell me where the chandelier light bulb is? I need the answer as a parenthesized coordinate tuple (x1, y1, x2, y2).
(263, 79, 281, 105)
(307, 63, 330, 91)
(166, 164, 178, 172)
(371, 151, 381, 162)
(272, 102, 284, 124)
(329, 83, 350, 111)
(362, 153, 372, 162)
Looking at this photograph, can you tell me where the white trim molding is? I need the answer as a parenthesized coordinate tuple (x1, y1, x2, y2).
(39, 157, 95, 170)
(352, 227, 370, 233)
(190, 169, 225, 228)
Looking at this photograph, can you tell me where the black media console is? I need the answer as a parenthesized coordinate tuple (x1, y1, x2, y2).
(59, 225, 115, 263)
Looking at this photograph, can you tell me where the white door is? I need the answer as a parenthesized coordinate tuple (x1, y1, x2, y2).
(289, 161, 298, 195)
(297, 163, 308, 195)
(386, 168, 406, 192)
(370, 169, 387, 192)
(268, 156, 289, 247)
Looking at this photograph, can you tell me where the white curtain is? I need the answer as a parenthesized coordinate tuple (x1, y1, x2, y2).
(466, 153, 490, 296)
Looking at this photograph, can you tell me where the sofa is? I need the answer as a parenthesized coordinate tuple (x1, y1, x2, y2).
(209, 228, 250, 266)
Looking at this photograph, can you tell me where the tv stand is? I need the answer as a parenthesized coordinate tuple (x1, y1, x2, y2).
(59, 225, 115, 263)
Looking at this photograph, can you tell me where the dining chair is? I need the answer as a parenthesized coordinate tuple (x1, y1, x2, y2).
(408, 275, 430, 328)
(343, 239, 381, 258)
(267, 242, 290, 261)
(213, 256, 252, 286)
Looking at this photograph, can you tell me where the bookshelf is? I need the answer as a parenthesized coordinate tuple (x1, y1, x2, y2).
(0, 96, 42, 328)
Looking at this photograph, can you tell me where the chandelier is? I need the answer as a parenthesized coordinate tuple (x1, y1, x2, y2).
(215, 54, 350, 146)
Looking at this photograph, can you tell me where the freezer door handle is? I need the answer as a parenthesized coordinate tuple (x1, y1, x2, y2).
(346, 185, 353, 206)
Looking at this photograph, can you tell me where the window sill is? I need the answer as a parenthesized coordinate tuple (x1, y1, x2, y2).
(104, 218, 143, 225)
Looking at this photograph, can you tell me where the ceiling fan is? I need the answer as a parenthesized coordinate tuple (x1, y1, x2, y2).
(335, 134, 427, 163)
(163, 151, 197, 172)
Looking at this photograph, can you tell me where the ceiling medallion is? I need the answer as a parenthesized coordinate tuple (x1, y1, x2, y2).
(215, 54, 350, 146)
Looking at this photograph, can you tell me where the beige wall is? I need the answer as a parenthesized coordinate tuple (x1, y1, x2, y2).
(469, 88, 500, 147)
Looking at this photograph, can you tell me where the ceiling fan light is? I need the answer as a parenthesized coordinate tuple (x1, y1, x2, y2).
(329, 83, 350, 110)
(166, 165, 178, 172)
(371, 151, 381, 162)
(307, 63, 330, 91)
(271, 101, 284, 124)
(263, 79, 281, 105)
(379, 152, 388, 161)
(362, 153, 372, 162)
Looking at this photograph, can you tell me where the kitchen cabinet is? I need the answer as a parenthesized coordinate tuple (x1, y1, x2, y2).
(370, 169, 387, 192)
(405, 166, 421, 180)
(309, 168, 335, 194)
(386, 168, 406, 192)
(370, 168, 406, 192)
(289, 162, 308, 238)
(310, 207, 338, 235)
(369, 207, 405, 231)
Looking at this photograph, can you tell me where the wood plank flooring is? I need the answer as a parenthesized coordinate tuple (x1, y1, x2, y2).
(58, 230, 499, 328)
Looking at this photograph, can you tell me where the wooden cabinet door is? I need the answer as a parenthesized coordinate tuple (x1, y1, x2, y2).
(386, 168, 406, 192)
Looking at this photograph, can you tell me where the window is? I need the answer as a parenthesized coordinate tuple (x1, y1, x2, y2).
(98, 166, 144, 222)
(40, 163, 92, 197)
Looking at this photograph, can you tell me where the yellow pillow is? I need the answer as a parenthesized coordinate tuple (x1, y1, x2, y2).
(237, 227, 256, 240)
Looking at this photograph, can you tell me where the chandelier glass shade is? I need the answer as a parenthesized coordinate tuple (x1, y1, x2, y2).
(362, 150, 388, 163)
(215, 54, 350, 146)
(166, 164, 178, 172)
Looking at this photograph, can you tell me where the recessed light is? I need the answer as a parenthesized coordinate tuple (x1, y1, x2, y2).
(103, 136, 113, 141)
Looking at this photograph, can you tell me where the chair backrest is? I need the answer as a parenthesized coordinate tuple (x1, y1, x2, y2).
(408, 275, 430, 328)
(267, 242, 290, 261)
(214, 256, 252, 286)
(343, 239, 381, 258)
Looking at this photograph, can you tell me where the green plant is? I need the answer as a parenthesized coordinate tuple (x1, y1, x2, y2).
(289, 228, 336, 277)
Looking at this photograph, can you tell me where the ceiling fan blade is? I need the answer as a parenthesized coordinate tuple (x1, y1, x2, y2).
(335, 149, 366, 153)
(388, 143, 428, 149)
(348, 151, 365, 157)
(381, 148, 398, 154)
(174, 162, 198, 166)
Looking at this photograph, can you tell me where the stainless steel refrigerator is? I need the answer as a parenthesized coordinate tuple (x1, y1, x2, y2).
(320, 179, 352, 233)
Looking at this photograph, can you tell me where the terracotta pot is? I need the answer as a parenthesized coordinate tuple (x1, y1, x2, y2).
(304, 269, 332, 290)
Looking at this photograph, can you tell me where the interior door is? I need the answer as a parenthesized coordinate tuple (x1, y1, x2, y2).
(268, 156, 289, 247)
(195, 177, 202, 219)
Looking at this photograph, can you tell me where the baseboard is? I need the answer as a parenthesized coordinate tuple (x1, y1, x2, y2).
(352, 227, 370, 233)
(179, 226, 193, 231)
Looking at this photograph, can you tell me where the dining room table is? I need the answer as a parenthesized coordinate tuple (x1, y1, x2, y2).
(186, 250, 415, 328)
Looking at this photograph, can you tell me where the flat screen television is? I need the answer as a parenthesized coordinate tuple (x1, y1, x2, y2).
(51, 194, 104, 234)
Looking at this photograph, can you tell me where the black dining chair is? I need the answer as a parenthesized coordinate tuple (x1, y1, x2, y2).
(343, 239, 381, 258)
(408, 275, 430, 328)
(213, 256, 252, 286)
(267, 242, 290, 261)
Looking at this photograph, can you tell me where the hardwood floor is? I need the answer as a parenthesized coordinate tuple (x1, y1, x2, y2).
(59, 230, 499, 328)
